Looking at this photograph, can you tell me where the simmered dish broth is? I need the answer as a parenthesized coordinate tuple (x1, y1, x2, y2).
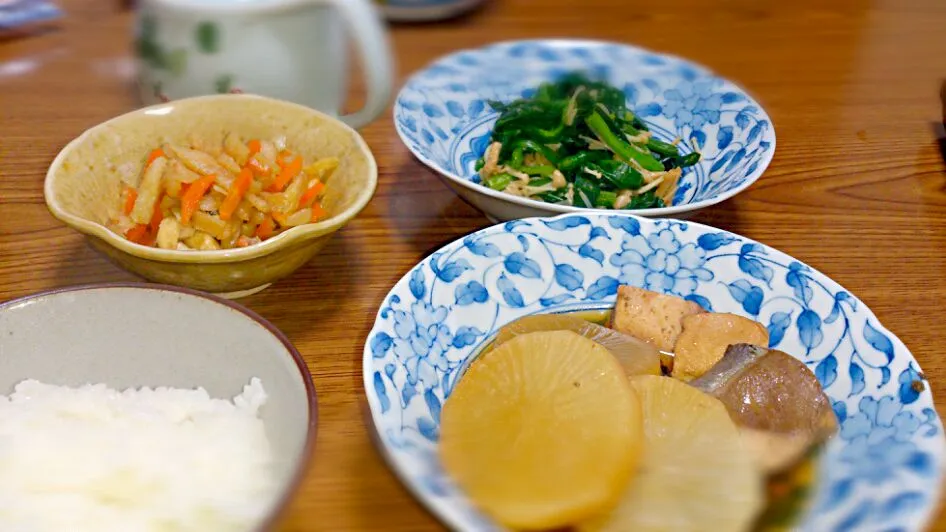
(440, 285, 836, 532)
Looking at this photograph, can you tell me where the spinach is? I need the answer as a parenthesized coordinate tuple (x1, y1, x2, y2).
(479, 71, 698, 210)
(595, 160, 644, 190)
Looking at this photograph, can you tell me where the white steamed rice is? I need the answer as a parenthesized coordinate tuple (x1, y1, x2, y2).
(0, 378, 278, 532)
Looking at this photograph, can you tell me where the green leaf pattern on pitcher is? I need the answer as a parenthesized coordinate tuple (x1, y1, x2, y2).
(135, 13, 188, 78)
(135, 16, 237, 95)
(214, 75, 234, 94)
(196, 22, 220, 54)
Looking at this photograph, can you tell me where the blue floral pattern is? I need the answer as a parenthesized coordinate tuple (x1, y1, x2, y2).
(392, 300, 457, 388)
(393, 39, 776, 216)
(838, 394, 937, 483)
(612, 229, 713, 296)
(662, 80, 723, 129)
(364, 213, 944, 532)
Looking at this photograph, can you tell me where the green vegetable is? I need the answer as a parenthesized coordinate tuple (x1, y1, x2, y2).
(535, 83, 555, 102)
(595, 109, 629, 141)
(480, 71, 695, 210)
(537, 190, 569, 203)
(510, 139, 560, 165)
(596, 190, 618, 208)
(474, 157, 485, 171)
(510, 146, 525, 168)
(491, 100, 565, 133)
(596, 160, 644, 190)
(586, 111, 664, 172)
(620, 119, 641, 137)
(679, 152, 701, 167)
(522, 165, 556, 177)
(485, 173, 514, 191)
(573, 176, 600, 208)
(559, 152, 603, 174)
(626, 190, 665, 209)
(624, 110, 649, 131)
(646, 138, 680, 159)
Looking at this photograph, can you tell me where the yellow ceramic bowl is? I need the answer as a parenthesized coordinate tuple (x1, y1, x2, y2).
(44, 94, 377, 298)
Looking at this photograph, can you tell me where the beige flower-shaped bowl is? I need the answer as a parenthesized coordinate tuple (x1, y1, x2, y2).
(44, 94, 378, 298)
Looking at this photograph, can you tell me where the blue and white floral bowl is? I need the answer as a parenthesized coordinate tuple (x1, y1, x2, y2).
(376, 0, 486, 22)
(394, 39, 776, 222)
(363, 213, 945, 531)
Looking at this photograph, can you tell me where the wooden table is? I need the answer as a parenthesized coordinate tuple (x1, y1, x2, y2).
(2, 0, 946, 529)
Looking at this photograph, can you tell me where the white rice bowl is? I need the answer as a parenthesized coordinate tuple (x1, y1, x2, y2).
(0, 285, 317, 532)
(0, 378, 275, 531)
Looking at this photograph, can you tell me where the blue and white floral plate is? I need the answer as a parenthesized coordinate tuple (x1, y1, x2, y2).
(394, 39, 776, 222)
(363, 213, 945, 531)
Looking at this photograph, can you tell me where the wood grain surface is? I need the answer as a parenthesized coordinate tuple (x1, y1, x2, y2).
(2, 0, 946, 530)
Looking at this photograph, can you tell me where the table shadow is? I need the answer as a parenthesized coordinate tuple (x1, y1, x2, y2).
(383, 158, 492, 259)
(50, 238, 140, 289)
(384, 0, 495, 28)
(241, 234, 358, 340)
(689, 200, 749, 235)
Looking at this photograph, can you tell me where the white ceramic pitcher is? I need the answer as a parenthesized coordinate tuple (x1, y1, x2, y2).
(133, 0, 394, 129)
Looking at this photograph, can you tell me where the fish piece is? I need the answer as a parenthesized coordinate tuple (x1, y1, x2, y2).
(690, 344, 839, 474)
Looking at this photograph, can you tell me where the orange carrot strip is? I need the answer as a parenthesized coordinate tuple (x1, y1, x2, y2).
(149, 196, 164, 233)
(266, 156, 302, 192)
(180, 174, 216, 224)
(125, 224, 149, 244)
(310, 202, 326, 222)
(255, 216, 275, 239)
(141, 231, 157, 247)
(122, 186, 138, 215)
(298, 180, 325, 209)
(219, 168, 253, 221)
(236, 236, 252, 247)
(247, 139, 262, 157)
(146, 148, 165, 167)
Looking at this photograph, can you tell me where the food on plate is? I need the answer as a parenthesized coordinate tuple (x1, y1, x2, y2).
(439, 284, 840, 531)
(739, 428, 818, 477)
(610, 285, 705, 353)
(756, 446, 820, 530)
(109, 133, 338, 250)
(690, 344, 839, 474)
(475, 72, 701, 209)
(578, 375, 763, 532)
(0, 377, 276, 530)
(671, 312, 770, 381)
(439, 330, 643, 530)
(492, 313, 661, 376)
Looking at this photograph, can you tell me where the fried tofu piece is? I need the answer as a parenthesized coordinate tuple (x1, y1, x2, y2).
(671, 313, 769, 381)
(610, 286, 705, 352)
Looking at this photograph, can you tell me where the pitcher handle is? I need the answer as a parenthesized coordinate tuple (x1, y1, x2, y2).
(326, 0, 395, 129)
